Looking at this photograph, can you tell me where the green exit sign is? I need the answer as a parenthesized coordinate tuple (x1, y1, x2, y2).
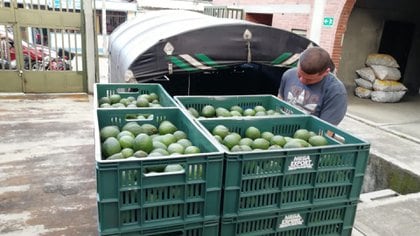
(323, 17, 334, 27)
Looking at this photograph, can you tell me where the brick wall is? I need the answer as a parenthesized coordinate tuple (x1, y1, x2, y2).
(329, 0, 356, 70)
(213, 0, 311, 4)
(272, 13, 310, 32)
(212, 0, 356, 71)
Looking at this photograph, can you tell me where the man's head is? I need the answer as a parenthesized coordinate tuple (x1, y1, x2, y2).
(297, 47, 332, 85)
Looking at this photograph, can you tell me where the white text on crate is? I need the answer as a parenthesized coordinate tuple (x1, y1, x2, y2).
(288, 155, 313, 170)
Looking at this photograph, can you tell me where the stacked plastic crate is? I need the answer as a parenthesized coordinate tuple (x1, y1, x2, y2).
(174, 95, 370, 236)
(94, 84, 224, 236)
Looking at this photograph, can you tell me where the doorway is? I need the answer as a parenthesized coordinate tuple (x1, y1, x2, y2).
(378, 20, 415, 79)
(245, 13, 273, 26)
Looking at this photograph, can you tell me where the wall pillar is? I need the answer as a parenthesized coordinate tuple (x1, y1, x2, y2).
(84, 0, 97, 93)
(309, 0, 327, 45)
(330, 0, 356, 71)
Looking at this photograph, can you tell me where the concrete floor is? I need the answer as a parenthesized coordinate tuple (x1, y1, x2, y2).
(337, 93, 420, 236)
(0, 94, 97, 236)
(0, 91, 419, 235)
(345, 94, 420, 143)
(353, 192, 420, 236)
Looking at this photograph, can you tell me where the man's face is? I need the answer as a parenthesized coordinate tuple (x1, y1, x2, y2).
(297, 65, 329, 85)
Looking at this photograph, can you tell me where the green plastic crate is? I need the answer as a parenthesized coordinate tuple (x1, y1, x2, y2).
(95, 83, 177, 108)
(198, 115, 370, 218)
(220, 202, 358, 236)
(95, 108, 224, 235)
(103, 219, 219, 236)
(173, 95, 305, 118)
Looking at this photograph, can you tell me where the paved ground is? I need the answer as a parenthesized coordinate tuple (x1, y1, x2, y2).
(354, 192, 420, 236)
(0, 94, 97, 236)
(338, 94, 420, 236)
(339, 94, 420, 192)
(345, 94, 420, 143)
(0, 90, 419, 235)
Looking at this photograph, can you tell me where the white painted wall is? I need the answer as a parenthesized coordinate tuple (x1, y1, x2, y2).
(226, 4, 310, 14)
(137, 0, 211, 11)
(309, 0, 326, 45)
(84, 0, 96, 93)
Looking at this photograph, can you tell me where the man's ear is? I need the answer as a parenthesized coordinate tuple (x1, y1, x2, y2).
(322, 68, 331, 76)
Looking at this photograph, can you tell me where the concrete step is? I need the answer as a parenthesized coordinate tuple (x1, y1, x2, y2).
(359, 189, 400, 203)
(353, 192, 420, 236)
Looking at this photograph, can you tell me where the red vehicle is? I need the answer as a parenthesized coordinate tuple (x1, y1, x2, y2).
(1, 30, 73, 70)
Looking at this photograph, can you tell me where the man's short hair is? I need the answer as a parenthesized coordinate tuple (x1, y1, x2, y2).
(299, 47, 331, 74)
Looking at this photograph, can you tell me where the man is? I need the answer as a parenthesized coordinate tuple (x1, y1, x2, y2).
(0, 32, 11, 69)
(278, 47, 347, 125)
(0, 32, 10, 61)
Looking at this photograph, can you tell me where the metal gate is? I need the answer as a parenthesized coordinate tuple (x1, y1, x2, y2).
(0, 0, 86, 93)
(203, 6, 245, 20)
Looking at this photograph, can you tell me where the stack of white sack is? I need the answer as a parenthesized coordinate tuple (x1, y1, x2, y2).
(354, 53, 407, 102)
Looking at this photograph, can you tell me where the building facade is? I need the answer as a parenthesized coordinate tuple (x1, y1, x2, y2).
(212, 0, 353, 72)
(95, 0, 138, 34)
(212, 0, 420, 94)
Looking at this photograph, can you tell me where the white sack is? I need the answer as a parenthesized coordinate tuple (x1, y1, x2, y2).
(355, 87, 372, 99)
(373, 80, 407, 92)
(355, 78, 373, 89)
(356, 67, 376, 83)
(371, 91, 406, 103)
(366, 53, 399, 68)
(370, 65, 401, 81)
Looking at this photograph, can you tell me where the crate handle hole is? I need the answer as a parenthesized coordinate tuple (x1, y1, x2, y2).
(143, 169, 185, 177)
(125, 113, 154, 121)
(326, 130, 345, 144)
(116, 88, 139, 93)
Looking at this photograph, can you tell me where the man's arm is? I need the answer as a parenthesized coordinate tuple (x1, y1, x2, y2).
(278, 68, 294, 100)
(278, 77, 285, 99)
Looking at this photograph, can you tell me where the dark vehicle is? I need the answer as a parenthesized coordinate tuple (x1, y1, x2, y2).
(108, 10, 315, 96)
